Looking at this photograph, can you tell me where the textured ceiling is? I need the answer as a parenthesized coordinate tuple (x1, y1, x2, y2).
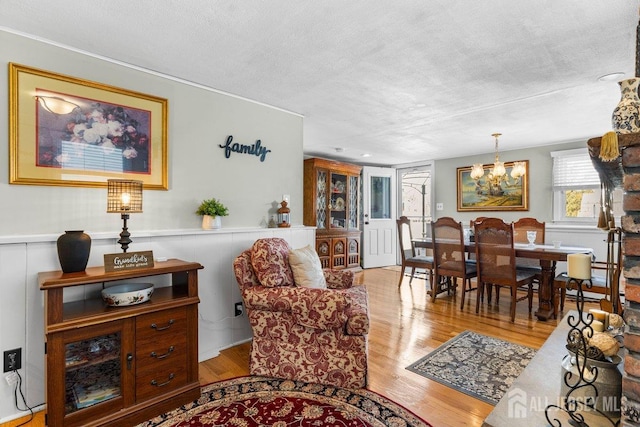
(1, 1, 639, 165)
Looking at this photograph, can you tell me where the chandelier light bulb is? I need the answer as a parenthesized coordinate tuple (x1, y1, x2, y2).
(511, 161, 527, 180)
(470, 163, 485, 180)
(492, 161, 506, 178)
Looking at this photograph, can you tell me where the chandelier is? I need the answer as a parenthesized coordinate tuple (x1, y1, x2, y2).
(470, 133, 526, 196)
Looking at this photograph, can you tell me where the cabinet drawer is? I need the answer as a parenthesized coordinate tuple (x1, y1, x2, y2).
(136, 363, 188, 401)
(136, 307, 187, 342)
(136, 333, 187, 375)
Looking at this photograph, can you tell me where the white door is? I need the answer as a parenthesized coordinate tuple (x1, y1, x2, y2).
(362, 166, 396, 268)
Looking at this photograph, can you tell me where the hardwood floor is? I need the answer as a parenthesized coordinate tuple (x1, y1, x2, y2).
(2, 266, 595, 427)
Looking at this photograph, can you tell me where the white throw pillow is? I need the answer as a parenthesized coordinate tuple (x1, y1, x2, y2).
(288, 245, 327, 289)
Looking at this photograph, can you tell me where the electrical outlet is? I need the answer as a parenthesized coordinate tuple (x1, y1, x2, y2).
(5, 372, 18, 387)
(234, 302, 244, 317)
(3, 348, 21, 372)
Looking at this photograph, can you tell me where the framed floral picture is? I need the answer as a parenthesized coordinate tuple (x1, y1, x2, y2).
(9, 63, 168, 189)
(457, 161, 529, 211)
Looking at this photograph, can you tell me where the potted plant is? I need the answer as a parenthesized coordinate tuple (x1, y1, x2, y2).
(196, 198, 229, 229)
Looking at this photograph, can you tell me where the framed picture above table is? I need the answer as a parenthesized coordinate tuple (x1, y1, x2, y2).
(457, 161, 529, 211)
(9, 63, 168, 190)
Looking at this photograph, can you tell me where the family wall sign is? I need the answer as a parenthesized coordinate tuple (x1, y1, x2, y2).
(219, 135, 271, 162)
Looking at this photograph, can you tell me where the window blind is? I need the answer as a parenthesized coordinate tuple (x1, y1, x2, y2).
(551, 148, 600, 190)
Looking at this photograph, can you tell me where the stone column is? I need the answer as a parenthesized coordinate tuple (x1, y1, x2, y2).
(622, 145, 640, 425)
(588, 133, 640, 425)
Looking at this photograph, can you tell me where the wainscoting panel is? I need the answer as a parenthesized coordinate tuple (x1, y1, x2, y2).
(0, 226, 315, 423)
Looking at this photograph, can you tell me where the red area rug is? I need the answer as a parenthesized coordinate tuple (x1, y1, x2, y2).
(137, 376, 432, 427)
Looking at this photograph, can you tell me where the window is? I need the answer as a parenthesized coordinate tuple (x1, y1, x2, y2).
(398, 166, 432, 239)
(370, 176, 391, 219)
(551, 148, 623, 223)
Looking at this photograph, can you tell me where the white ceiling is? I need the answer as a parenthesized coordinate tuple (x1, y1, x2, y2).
(2, 1, 639, 165)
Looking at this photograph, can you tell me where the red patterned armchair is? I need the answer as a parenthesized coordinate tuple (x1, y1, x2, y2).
(233, 238, 369, 389)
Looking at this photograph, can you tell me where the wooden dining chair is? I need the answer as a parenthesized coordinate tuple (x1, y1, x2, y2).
(466, 217, 488, 263)
(474, 218, 535, 322)
(513, 218, 545, 266)
(513, 217, 546, 246)
(431, 217, 478, 308)
(396, 216, 434, 288)
(553, 227, 622, 316)
(512, 217, 546, 294)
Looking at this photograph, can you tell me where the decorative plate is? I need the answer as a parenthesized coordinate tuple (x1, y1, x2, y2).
(335, 197, 345, 211)
(102, 283, 154, 307)
(335, 181, 345, 193)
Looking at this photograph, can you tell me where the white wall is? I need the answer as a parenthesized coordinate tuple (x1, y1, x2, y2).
(431, 141, 613, 299)
(0, 29, 304, 235)
(0, 227, 315, 423)
(433, 140, 586, 224)
(0, 29, 307, 423)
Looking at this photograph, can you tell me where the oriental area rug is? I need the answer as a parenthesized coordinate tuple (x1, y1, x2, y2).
(136, 376, 433, 427)
(406, 330, 536, 405)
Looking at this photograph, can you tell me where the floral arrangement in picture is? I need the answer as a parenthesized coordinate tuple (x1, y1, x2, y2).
(37, 99, 151, 174)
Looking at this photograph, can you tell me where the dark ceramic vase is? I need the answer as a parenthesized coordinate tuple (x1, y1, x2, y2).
(56, 230, 91, 273)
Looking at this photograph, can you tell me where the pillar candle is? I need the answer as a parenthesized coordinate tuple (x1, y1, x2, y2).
(591, 320, 604, 332)
(589, 309, 609, 329)
(567, 253, 591, 280)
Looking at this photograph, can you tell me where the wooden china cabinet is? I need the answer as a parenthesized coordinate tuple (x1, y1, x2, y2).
(38, 259, 202, 427)
(303, 158, 362, 270)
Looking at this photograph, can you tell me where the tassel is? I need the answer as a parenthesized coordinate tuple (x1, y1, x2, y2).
(599, 131, 619, 161)
(597, 209, 608, 229)
(597, 182, 608, 229)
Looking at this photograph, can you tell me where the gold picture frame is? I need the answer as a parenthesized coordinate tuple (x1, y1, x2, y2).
(9, 63, 168, 189)
(457, 161, 529, 211)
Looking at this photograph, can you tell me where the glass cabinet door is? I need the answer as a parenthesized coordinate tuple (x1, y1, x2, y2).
(329, 172, 347, 229)
(315, 169, 329, 229)
(64, 332, 122, 414)
(348, 175, 359, 229)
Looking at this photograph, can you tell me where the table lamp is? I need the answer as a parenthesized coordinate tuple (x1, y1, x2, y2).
(107, 179, 143, 252)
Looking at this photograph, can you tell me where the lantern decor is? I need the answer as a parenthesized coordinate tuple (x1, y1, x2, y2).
(277, 200, 290, 228)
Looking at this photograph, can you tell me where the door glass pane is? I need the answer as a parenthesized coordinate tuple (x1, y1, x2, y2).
(370, 176, 391, 219)
(401, 168, 432, 238)
(65, 333, 121, 414)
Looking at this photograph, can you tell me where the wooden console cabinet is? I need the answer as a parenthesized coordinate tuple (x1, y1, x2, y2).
(38, 259, 203, 427)
(304, 158, 362, 270)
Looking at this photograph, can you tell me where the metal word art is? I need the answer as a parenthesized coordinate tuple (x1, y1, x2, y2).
(219, 135, 271, 162)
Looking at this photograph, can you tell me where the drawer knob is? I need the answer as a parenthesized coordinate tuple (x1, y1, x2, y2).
(151, 373, 175, 387)
(150, 346, 175, 359)
(150, 319, 175, 331)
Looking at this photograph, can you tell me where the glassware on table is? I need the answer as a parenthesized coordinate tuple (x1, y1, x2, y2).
(526, 231, 537, 246)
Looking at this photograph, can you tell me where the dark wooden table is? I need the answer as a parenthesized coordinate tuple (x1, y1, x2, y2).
(414, 239, 592, 320)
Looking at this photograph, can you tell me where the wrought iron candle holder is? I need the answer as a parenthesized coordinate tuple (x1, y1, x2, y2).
(544, 276, 621, 426)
